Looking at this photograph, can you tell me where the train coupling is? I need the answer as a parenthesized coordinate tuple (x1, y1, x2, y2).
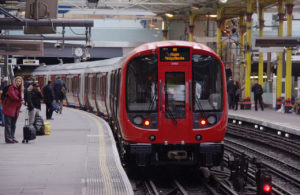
(167, 150, 188, 160)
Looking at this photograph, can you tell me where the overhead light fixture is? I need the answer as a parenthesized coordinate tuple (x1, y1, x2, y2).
(165, 13, 174, 18)
(206, 14, 217, 18)
(219, 0, 228, 3)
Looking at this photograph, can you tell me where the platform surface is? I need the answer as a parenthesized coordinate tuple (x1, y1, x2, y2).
(0, 105, 133, 195)
(228, 107, 300, 136)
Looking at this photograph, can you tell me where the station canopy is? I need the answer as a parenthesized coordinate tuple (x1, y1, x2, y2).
(1, 0, 300, 20)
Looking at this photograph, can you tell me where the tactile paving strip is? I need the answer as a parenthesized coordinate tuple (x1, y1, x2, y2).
(83, 113, 133, 195)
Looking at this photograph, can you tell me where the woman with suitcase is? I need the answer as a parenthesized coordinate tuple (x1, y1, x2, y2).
(2, 76, 24, 144)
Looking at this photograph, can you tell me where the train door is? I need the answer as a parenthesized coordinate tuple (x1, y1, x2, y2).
(61, 74, 67, 106)
(84, 74, 89, 111)
(66, 75, 74, 106)
(73, 75, 80, 108)
(158, 48, 192, 142)
(37, 75, 44, 88)
(78, 74, 84, 109)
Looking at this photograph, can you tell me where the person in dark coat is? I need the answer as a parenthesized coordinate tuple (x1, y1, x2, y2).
(225, 65, 232, 81)
(2, 76, 24, 143)
(234, 80, 241, 110)
(227, 77, 236, 109)
(24, 77, 34, 106)
(53, 77, 66, 114)
(251, 80, 264, 111)
(27, 82, 43, 125)
(43, 81, 55, 120)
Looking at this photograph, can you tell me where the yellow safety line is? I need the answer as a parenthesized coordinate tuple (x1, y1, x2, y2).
(73, 109, 114, 194)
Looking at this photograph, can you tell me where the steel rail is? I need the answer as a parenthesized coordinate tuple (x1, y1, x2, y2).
(225, 142, 299, 195)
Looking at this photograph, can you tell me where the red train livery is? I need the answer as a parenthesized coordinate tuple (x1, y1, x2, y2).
(31, 41, 228, 167)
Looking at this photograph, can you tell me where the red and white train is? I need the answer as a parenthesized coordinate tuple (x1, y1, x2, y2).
(30, 41, 227, 167)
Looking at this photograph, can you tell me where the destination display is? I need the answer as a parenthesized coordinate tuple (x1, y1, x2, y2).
(160, 47, 190, 61)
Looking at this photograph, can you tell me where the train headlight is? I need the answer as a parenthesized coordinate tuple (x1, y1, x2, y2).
(207, 115, 217, 125)
(200, 119, 207, 126)
(144, 119, 151, 126)
(133, 116, 143, 125)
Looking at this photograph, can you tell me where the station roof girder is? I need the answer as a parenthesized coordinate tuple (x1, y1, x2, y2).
(1, 0, 300, 20)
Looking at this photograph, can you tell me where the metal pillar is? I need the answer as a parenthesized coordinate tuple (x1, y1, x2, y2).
(239, 15, 246, 86)
(285, 0, 294, 112)
(3, 55, 9, 86)
(276, 0, 285, 109)
(189, 14, 196, 42)
(258, 7, 264, 87)
(243, 0, 253, 109)
(162, 18, 168, 41)
(216, 8, 224, 57)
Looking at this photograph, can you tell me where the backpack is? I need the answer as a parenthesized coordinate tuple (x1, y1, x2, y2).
(34, 115, 45, 135)
(255, 85, 263, 95)
(1, 85, 11, 101)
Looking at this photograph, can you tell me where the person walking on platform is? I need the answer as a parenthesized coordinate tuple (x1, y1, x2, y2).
(251, 80, 264, 111)
(234, 80, 241, 110)
(0, 89, 5, 126)
(2, 76, 24, 143)
(27, 82, 43, 125)
(54, 76, 66, 114)
(43, 81, 55, 120)
(24, 77, 34, 106)
(227, 77, 236, 110)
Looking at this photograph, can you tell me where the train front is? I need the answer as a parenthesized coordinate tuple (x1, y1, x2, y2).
(119, 41, 227, 167)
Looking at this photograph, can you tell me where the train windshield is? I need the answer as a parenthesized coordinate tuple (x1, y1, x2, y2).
(126, 55, 158, 112)
(192, 55, 223, 111)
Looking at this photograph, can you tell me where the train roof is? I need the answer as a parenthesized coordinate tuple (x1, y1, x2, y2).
(128, 41, 216, 57)
(32, 57, 123, 76)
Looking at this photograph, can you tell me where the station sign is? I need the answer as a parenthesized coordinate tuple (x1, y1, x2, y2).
(0, 40, 44, 56)
(255, 37, 300, 47)
(0, 58, 17, 65)
(23, 59, 40, 66)
(160, 47, 190, 62)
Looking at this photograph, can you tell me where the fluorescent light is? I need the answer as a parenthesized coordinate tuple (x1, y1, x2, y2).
(219, 0, 228, 3)
(207, 14, 217, 18)
(165, 13, 174, 18)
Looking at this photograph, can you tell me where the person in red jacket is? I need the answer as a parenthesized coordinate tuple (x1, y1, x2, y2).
(2, 76, 24, 143)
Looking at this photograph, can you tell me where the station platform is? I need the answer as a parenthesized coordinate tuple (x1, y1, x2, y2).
(228, 107, 300, 136)
(0, 105, 133, 195)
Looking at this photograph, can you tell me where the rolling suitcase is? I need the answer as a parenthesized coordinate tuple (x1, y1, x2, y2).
(22, 118, 36, 143)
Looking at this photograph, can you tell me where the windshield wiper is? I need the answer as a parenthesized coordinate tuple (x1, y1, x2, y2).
(165, 107, 178, 125)
(195, 97, 203, 111)
(148, 95, 157, 111)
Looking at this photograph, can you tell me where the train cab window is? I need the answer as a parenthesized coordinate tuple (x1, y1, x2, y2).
(165, 72, 185, 119)
(126, 55, 158, 112)
(192, 55, 223, 111)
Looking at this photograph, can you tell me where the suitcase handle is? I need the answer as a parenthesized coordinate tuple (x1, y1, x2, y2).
(25, 119, 29, 126)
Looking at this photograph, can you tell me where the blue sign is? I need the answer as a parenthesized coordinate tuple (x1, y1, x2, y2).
(58, 6, 72, 14)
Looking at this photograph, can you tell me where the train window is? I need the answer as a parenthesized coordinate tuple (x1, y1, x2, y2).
(126, 55, 158, 112)
(165, 72, 185, 119)
(192, 55, 223, 111)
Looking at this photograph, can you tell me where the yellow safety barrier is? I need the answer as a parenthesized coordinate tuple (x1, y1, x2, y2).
(44, 122, 51, 135)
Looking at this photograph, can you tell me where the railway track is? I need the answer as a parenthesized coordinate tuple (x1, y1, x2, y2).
(129, 166, 242, 195)
(225, 123, 300, 195)
(227, 122, 300, 157)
